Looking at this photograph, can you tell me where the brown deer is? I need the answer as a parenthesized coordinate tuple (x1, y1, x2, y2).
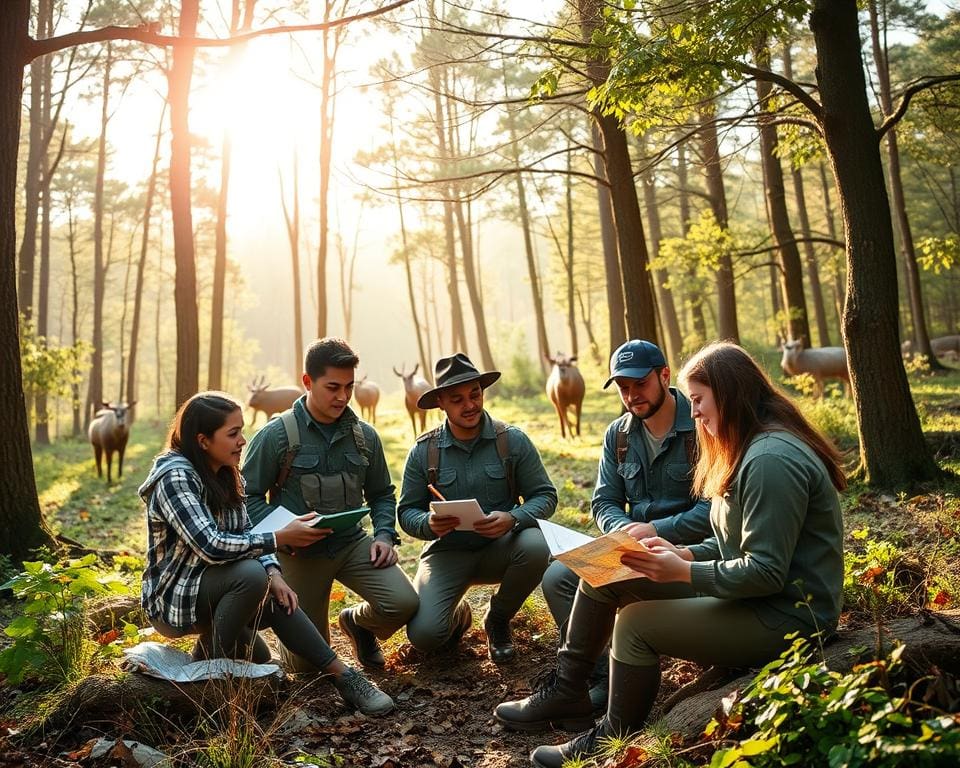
(89, 402, 134, 483)
(354, 375, 381, 424)
(393, 364, 431, 438)
(546, 352, 585, 439)
(247, 376, 302, 426)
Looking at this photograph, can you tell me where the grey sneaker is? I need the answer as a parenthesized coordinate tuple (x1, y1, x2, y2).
(332, 666, 395, 716)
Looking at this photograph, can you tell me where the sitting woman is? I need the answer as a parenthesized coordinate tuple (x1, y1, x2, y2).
(498, 342, 845, 767)
(140, 391, 394, 716)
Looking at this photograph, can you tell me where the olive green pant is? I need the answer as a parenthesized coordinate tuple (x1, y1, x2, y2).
(278, 534, 419, 672)
(580, 578, 807, 668)
(406, 527, 551, 652)
(152, 559, 338, 670)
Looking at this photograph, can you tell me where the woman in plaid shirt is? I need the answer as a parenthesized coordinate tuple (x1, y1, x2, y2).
(140, 391, 394, 716)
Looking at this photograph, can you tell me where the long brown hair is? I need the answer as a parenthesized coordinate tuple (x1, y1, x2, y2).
(167, 392, 245, 515)
(679, 342, 846, 497)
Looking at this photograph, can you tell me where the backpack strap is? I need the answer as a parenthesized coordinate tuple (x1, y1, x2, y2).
(417, 426, 443, 487)
(351, 421, 368, 460)
(616, 414, 633, 465)
(491, 418, 519, 506)
(269, 410, 301, 505)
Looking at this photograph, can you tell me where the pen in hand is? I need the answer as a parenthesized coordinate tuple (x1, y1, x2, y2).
(427, 484, 447, 502)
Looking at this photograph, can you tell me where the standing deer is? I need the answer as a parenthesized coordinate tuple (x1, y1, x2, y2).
(247, 376, 302, 426)
(354, 375, 381, 424)
(545, 352, 585, 439)
(89, 402, 134, 483)
(393, 364, 431, 438)
(780, 338, 850, 398)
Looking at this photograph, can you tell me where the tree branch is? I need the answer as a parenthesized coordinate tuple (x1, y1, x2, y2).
(734, 62, 823, 119)
(878, 73, 960, 138)
(23, 0, 413, 62)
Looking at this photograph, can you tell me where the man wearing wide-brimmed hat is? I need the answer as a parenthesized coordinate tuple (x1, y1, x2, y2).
(397, 353, 558, 663)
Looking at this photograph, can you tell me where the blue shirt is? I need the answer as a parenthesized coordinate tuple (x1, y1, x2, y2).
(592, 388, 711, 543)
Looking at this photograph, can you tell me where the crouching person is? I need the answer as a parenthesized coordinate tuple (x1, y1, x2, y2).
(398, 354, 558, 662)
(140, 391, 394, 716)
(496, 342, 845, 766)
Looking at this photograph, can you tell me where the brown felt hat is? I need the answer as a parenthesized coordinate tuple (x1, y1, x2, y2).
(417, 353, 501, 409)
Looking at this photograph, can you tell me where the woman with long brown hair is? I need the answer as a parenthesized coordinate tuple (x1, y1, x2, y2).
(140, 391, 394, 716)
(501, 342, 845, 767)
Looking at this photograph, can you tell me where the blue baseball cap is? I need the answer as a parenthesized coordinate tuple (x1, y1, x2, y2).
(603, 340, 667, 389)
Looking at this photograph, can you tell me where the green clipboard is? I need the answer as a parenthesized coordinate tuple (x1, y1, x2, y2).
(312, 506, 370, 533)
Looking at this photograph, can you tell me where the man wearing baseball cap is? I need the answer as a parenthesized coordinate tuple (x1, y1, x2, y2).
(495, 339, 710, 730)
(397, 353, 558, 663)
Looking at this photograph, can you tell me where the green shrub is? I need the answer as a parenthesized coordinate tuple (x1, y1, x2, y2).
(843, 528, 918, 620)
(707, 637, 960, 767)
(0, 554, 133, 685)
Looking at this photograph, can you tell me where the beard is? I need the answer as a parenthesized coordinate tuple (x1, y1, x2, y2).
(630, 380, 668, 420)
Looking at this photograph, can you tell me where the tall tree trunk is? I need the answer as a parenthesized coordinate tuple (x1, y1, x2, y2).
(127, 106, 165, 414)
(208, 0, 254, 390)
(0, 0, 55, 561)
(579, 0, 659, 345)
(169, 1, 200, 409)
(699, 104, 739, 342)
(677, 140, 707, 341)
(754, 39, 810, 344)
(387, 108, 428, 376)
(819, 160, 845, 328)
(85, 42, 111, 424)
(316, 4, 339, 339)
(639, 138, 682, 366)
(279, 154, 304, 383)
(783, 43, 831, 347)
(452, 193, 495, 370)
(811, 0, 940, 484)
(35, 3, 54, 444)
(565, 146, 578, 356)
(867, 0, 939, 367)
(67, 197, 81, 436)
(17, 24, 44, 323)
(591, 121, 625, 354)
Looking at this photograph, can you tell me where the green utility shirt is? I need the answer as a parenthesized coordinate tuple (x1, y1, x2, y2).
(397, 411, 558, 555)
(687, 430, 843, 633)
(593, 388, 711, 544)
(241, 397, 400, 558)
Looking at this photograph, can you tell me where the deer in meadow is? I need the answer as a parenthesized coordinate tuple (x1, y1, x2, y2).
(545, 352, 585, 439)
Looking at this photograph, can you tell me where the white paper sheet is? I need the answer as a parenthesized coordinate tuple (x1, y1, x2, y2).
(122, 641, 283, 683)
(429, 498, 486, 531)
(537, 518, 594, 555)
(249, 505, 299, 534)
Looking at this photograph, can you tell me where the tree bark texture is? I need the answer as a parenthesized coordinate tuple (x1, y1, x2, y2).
(811, 0, 940, 484)
(677, 140, 707, 342)
(168, 2, 200, 409)
(0, 0, 55, 561)
(699, 105, 739, 343)
(867, 0, 939, 367)
(591, 121, 625, 355)
(280, 156, 304, 383)
(639, 143, 682, 366)
(85, 41, 110, 426)
(754, 40, 810, 345)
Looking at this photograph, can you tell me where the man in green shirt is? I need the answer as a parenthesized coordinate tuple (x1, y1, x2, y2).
(398, 353, 558, 663)
(242, 338, 418, 672)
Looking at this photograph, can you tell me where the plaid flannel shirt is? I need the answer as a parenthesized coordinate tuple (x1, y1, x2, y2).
(140, 452, 278, 629)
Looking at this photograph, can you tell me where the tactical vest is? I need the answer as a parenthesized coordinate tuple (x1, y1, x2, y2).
(419, 419, 519, 506)
(269, 409, 368, 505)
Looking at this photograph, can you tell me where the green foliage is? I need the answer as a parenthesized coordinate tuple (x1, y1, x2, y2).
(492, 325, 544, 398)
(18, 314, 91, 404)
(707, 637, 960, 767)
(917, 235, 960, 274)
(0, 554, 132, 685)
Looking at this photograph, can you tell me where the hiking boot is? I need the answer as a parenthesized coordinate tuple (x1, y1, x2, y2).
(494, 667, 594, 732)
(529, 717, 612, 768)
(332, 666, 395, 716)
(442, 600, 473, 650)
(339, 606, 386, 668)
(483, 603, 515, 664)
